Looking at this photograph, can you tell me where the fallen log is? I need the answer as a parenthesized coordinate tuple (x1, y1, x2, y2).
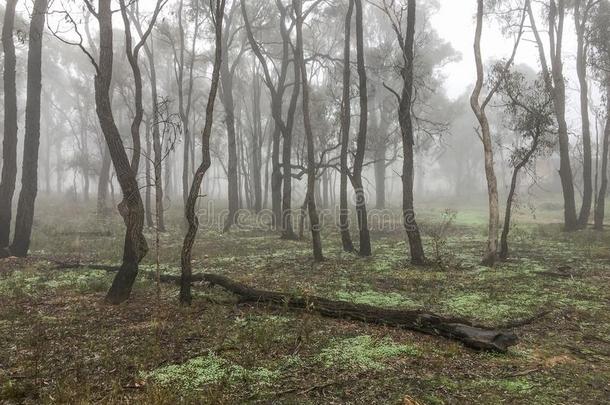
(44, 260, 518, 352)
(182, 273, 516, 352)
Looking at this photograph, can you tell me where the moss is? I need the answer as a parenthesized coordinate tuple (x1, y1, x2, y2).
(317, 335, 418, 371)
(143, 353, 279, 391)
(334, 289, 418, 308)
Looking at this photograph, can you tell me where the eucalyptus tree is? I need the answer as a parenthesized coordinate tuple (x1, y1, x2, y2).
(526, 0, 578, 231)
(470, 0, 525, 266)
(180, 0, 226, 305)
(11, 0, 49, 257)
(0, 0, 19, 256)
(293, 0, 323, 261)
(497, 70, 556, 259)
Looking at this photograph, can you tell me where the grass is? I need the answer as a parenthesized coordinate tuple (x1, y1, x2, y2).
(0, 195, 609, 403)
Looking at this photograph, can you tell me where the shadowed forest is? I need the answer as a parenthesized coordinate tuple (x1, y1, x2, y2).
(0, 0, 609, 403)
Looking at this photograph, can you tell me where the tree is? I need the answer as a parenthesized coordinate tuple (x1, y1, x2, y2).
(470, 0, 525, 266)
(590, 0, 610, 230)
(339, 0, 355, 253)
(381, 0, 426, 264)
(180, 0, 226, 305)
(526, 0, 578, 231)
(497, 70, 556, 259)
(294, 0, 323, 262)
(351, 0, 372, 256)
(82, 0, 149, 303)
(0, 0, 19, 257)
(11, 0, 48, 257)
(574, 0, 599, 228)
(220, 1, 246, 232)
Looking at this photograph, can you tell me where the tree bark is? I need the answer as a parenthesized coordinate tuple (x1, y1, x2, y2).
(294, 0, 324, 262)
(339, 0, 355, 253)
(132, 12, 166, 232)
(195, 273, 517, 352)
(575, 0, 593, 228)
(0, 0, 19, 255)
(400, 0, 426, 265)
(527, 0, 578, 231)
(594, 82, 610, 230)
(93, 0, 148, 304)
(180, 0, 225, 305)
(351, 0, 372, 256)
(145, 119, 154, 228)
(97, 145, 111, 217)
(220, 5, 240, 232)
(500, 139, 539, 260)
(11, 0, 48, 257)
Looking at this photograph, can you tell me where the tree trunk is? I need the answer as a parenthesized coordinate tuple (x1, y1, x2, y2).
(527, 0, 578, 231)
(94, 0, 148, 304)
(399, 0, 426, 265)
(180, 0, 225, 305)
(575, 0, 593, 228)
(252, 69, 263, 213)
(281, 44, 300, 240)
(470, 0, 501, 266)
(97, 145, 111, 217)
(339, 0, 355, 253)
(11, 0, 48, 257)
(220, 20, 239, 232)
(352, 0, 371, 256)
(145, 119, 154, 228)
(594, 82, 610, 230)
(133, 13, 166, 231)
(0, 0, 19, 254)
(295, 0, 323, 262)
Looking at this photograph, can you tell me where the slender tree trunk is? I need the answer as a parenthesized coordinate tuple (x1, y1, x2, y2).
(500, 140, 539, 260)
(594, 82, 610, 230)
(339, 0, 355, 253)
(220, 22, 239, 232)
(294, 0, 323, 262)
(252, 71, 263, 213)
(132, 13, 165, 231)
(11, 0, 48, 257)
(180, 0, 225, 305)
(527, 0, 578, 231)
(0, 0, 19, 255)
(94, 0, 148, 304)
(399, 0, 426, 265)
(575, 0, 593, 228)
(281, 46, 300, 240)
(352, 0, 371, 256)
(145, 119, 154, 227)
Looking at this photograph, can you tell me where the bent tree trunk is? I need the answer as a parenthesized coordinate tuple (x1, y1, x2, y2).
(399, 0, 426, 265)
(339, 0, 355, 253)
(95, 0, 148, 304)
(0, 0, 19, 255)
(11, 0, 48, 257)
(180, 0, 225, 305)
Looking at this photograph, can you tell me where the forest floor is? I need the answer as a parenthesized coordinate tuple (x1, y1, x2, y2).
(1, 197, 609, 404)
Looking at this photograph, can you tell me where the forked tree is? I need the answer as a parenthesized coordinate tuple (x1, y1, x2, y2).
(470, 0, 525, 266)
